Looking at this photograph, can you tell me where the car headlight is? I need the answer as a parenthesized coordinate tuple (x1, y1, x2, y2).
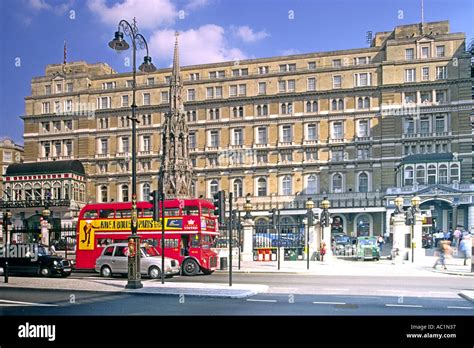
(53, 260, 59, 266)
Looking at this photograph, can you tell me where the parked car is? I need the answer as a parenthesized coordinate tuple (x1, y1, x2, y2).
(355, 237, 380, 261)
(333, 234, 355, 255)
(95, 243, 180, 279)
(0, 244, 72, 277)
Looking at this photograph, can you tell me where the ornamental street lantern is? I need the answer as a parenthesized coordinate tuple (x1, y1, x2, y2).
(244, 193, 252, 220)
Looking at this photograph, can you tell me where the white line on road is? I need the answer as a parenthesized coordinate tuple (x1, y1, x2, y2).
(313, 301, 346, 305)
(0, 299, 58, 307)
(385, 304, 423, 308)
(323, 288, 349, 291)
(246, 299, 277, 303)
(447, 306, 473, 310)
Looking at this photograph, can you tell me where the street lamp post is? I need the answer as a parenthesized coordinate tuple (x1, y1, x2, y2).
(108, 18, 157, 289)
(320, 197, 331, 260)
(406, 195, 421, 263)
(244, 194, 252, 220)
(3, 209, 12, 283)
(306, 198, 315, 270)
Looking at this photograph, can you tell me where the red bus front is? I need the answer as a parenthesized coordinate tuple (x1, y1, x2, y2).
(75, 199, 219, 276)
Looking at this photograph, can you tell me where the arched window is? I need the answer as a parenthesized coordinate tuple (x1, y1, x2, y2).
(25, 183, 33, 200)
(238, 107, 243, 117)
(358, 172, 369, 192)
(450, 164, 459, 182)
(332, 99, 337, 110)
(427, 165, 437, 184)
(338, 99, 344, 110)
(312, 101, 318, 112)
(43, 183, 51, 200)
(142, 183, 150, 201)
(282, 176, 292, 195)
(281, 104, 286, 114)
(210, 180, 219, 195)
(416, 165, 425, 185)
(209, 109, 214, 119)
(288, 103, 293, 114)
(233, 179, 243, 198)
(64, 183, 70, 200)
(100, 186, 108, 203)
(439, 164, 448, 184)
(404, 166, 414, 186)
(306, 175, 317, 195)
(80, 184, 85, 202)
(306, 101, 312, 113)
(122, 185, 129, 202)
(262, 105, 268, 115)
(357, 97, 364, 109)
(364, 97, 370, 108)
(53, 182, 61, 199)
(33, 183, 42, 199)
(257, 105, 262, 116)
(232, 107, 238, 118)
(73, 183, 79, 201)
(257, 177, 267, 197)
(215, 108, 220, 119)
(191, 182, 196, 197)
(332, 173, 343, 193)
(14, 184, 22, 201)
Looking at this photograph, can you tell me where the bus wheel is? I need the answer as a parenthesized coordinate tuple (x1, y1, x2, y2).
(100, 265, 112, 278)
(182, 259, 199, 276)
(148, 266, 161, 279)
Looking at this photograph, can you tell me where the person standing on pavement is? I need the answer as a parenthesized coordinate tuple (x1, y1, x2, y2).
(453, 228, 461, 248)
(377, 235, 385, 254)
(459, 235, 472, 266)
(320, 242, 327, 262)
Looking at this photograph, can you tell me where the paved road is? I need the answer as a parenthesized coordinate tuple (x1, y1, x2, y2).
(1, 272, 472, 315)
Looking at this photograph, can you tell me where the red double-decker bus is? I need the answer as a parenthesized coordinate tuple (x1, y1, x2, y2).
(75, 199, 219, 276)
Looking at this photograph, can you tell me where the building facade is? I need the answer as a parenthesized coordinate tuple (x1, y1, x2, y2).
(18, 20, 474, 236)
(0, 137, 24, 200)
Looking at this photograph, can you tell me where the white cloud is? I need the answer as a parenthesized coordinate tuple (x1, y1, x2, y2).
(26, 0, 73, 14)
(233, 25, 269, 43)
(280, 48, 302, 56)
(28, 0, 51, 10)
(149, 25, 247, 66)
(87, 0, 177, 30)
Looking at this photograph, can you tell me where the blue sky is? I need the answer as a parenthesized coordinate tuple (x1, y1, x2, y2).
(1, 0, 472, 144)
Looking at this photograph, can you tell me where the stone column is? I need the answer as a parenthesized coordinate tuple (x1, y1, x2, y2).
(468, 205, 474, 234)
(391, 214, 408, 262)
(412, 213, 425, 262)
(241, 219, 254, 261)
(310, 225, 320, 260)
(322, 225, 333, 260)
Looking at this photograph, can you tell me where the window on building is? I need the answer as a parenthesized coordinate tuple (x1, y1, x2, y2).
(122, 185, 129, 202)
(98, 97, 111, 109)
(43, 142, 51, 157)
(333, 75, 342, 88)
(257, 151, 268, 164)
(450, 164, 460, 182)
(56, 83, 63, 93)
(282, 176, 292, 195)
(420, 117, 430, 134)
(421, 46, 430, 59)
(103, 82, 114, 90)
(258, 82, 266, 94)
(354, 73, 370, 87)
(188, 73, 199, 81)
(257, 127, 267, 144)
(45, 85, 51, 95)
(187, 110, 197, 122)
(332, 174, 343, 193)
(358, 173, 369, 192)
(332, 59, 342, 67)
(357, 147, 370, 160)
(436, 45, 445, 57)
(305, 149, 318, 161)
(239, 84, 247, 96)
(358, 120, 369, 137)
(147, 77, 155, 86)
(438, 164, 448, 184)
(308, 61, 316, 69)
(332, 121, 343, 139)
(209, 154, 219, 167)
(210, 130, 219, 147)
(100, 186, 108, 202)
(422, 67, 430, 81)
(278, 80, 286, 92)
(257, 178, 267, 196)
(282, 125, 292, 142)
(331, 148, 344, 161)
(99, 118, 109, 129)
(189, 132, 196, 149)
(54, 101, 61, 114)
(142, 136, 151, 152)
(405, 48, 415, 60)
(258, 66, 269, 74)
(420, 91, 431, 103)
(187, 89, 196, 101)
(229, 85, 237, 97)
(161, 91, 169, 103)
(215, 87, 222, 98)
(100, 138, 108, 154)
(233, 179, 243, 197)
(416, 165, 426, 185)
(143, 93, 151, 105)
(142, 183, 150, 201)
(404, 92, 417, 104)
(287, 80, 295, 92)
(404, 166, 414, 186)
(435, 115, 446, 133)
(42, 102, 50, 114)
(307, 77, 316, 91)
(436, 66, 447, 80)
(233, 128, 243, 145)
(281, 151, 293, 162)
(206, 87, 214, 99)
(65, 140, 72, 157)
(405, 69, 416, 82)
(427, 165, 437, 184)
(435, 90, 447, 103)
(210, 180, 219, 195)
(307, 124, 317, 140)
(354, 57, 369, 65)
(404, 118, 415, 134)
(121, 137, 129, 153)
(306, 175, 317, 194)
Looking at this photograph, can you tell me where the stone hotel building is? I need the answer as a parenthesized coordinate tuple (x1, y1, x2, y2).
(11, 20, 474, 236)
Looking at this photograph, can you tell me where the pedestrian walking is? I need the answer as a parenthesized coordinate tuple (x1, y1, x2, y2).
(433, 240, 451, 270)
(377, 235, 385, 254)
(453, 228, 461, 248)
(459, 236, 472, 266)
(320, 242, 327, 262)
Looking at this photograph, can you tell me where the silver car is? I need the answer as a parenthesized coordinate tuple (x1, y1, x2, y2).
(95, 243, 180, 278)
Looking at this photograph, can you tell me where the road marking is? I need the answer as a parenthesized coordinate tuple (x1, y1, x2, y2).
(323, 288, 349, 291)
(447, 306, 473, 310)
(246, 299, 277, 303)
(385, 304, 423, 308)
(313, 301, 346, 305)
(0, 299, 58, 307)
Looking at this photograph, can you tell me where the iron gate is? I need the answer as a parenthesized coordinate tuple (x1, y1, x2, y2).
(253, 222, 305, 261)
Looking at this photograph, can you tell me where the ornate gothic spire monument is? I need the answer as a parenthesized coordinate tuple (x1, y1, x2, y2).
(160, 32, 194, 198)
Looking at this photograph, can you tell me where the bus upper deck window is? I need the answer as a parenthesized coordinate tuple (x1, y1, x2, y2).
(201, 207, 209, 216)
(183, 206, 199, 215)
(117, 210, 132, 218)
(84, 210, 98, 219)
(142, 209, 154, 218)
(165, 208, 180, 216)
(99, 209, 115, 218)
